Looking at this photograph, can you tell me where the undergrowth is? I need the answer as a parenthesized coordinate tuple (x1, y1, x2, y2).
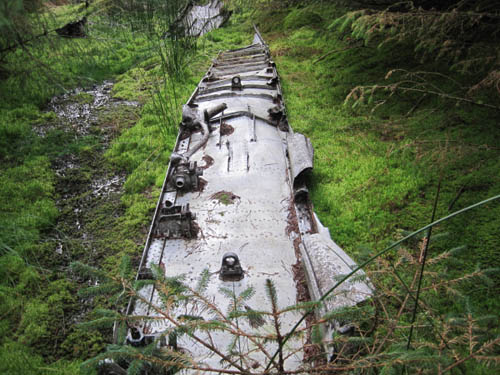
(0, 2, 250, 372)
(0, 0, 499, 373)
(258, 2, 500, 372)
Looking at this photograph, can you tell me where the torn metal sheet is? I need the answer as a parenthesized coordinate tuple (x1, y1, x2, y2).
(122, 26, 373, 373)
(182, 0, 230, 36)
(287, 132, 314, 185)
(301, 213, 373, 310)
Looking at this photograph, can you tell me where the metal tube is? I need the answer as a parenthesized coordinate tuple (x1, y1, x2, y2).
(206, 102, 227, 119)
(184, 120, 209, 159)
(185, 103, 227, 160)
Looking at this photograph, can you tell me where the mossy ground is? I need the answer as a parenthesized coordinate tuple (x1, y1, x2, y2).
(257, 6, 500, 366)
(0, 1, 499, 373)
(0, 3, 253, 371)
(262, 4, 499, 309)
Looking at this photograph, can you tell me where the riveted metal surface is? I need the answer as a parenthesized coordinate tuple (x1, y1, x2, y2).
(126, 27, 373, 372)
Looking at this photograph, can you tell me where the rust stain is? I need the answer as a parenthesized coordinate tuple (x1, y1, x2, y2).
(196, 177, 207, 192)
(201, 155, 214, 169)
(219, 122, 234, 136)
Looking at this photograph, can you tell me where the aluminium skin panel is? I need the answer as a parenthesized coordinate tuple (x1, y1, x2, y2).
(125, 29, 372, 374)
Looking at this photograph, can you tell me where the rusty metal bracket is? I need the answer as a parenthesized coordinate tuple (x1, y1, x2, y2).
(170, 161, 203, 192)
(171, 103, 227, 164)
(126, 326, 154, 347)
(220, 252, 244, 281)
(155, 204, 196, 239)
(231, 75, 242, 90)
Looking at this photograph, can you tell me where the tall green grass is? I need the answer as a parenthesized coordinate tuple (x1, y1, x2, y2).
(0, 2, 173, 372)
(261, 4, 500, 371)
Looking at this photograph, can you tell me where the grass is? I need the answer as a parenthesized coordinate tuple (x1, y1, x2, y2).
(0, 2, 254, 371)
(0, 0, 498, 373)
(257, 3, 500, 358)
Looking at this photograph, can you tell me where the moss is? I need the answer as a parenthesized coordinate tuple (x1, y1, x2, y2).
(94, 104, 140, 137)
(73, 92, 94, 104)
(17, 280, 79, 360)
(60, 329, 105, 360)
(210, 191, 239, 205)
(1, 0, 499, 370)
(112, 67, 152, 102)
(283, 8, 323, 30)
(0, 340, 81, 375)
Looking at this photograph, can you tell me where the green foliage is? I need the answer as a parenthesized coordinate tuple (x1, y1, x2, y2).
(0, 340, 81, 375)
(0, 0, 499, 372)
(0, 3, 175, 369)
(60, 328, 105, 360)
(0, 0, 44, 46)
(0, 2, 148, 108)
(0, 156, 57, 244)
(0, 130, 60, 354)
(16, 279, 79, 359)
(331, 1, 500, 104)
(283, 7, 323, 30)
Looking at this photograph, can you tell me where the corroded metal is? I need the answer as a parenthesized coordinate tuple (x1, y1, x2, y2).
(179, 0, 230, 37)
(123, 26, 373, 372)
(288, 132, 314, 186)
(220, 252, 244, 281)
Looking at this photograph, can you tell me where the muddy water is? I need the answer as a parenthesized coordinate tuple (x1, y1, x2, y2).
(38, 81, 139, 138)
(43, 81, 140, 256)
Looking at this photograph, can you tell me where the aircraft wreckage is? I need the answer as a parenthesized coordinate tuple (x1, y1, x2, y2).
(117, 27, 373, 374)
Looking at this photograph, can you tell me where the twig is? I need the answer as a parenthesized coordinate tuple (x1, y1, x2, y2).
(448, 184, 467, 211)
(405, 93, 428, 117)
(265, 194, 500, 371)
(439, 337, 500, 374)
(407, 179, 441, 349)
(394, 86, 500, 111)
(313, 42, 363, 64)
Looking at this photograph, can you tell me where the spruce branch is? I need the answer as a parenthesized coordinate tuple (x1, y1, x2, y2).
(265, 194, 500, 371)
(127, 283, 250, 373)
(265, 279, 285, 373)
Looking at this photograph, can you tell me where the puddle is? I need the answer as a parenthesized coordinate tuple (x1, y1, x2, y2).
(53, 154, 80, 178)
(35, 81, 139, 137)
(44, 81, 138, 256)
(91, 175, 126, 198)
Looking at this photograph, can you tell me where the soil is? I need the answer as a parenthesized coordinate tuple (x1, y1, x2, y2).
(286, 198, 300, 236)
(48, 82, 139, 260)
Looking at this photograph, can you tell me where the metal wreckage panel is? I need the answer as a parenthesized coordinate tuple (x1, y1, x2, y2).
(124, 28, 373, 373)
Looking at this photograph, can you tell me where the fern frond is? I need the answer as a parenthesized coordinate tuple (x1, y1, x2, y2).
(280, 300, 321, 313)
(133, 279, 155, 289)
(238, 286, 255, 302)
(127, 359, 144, 375)
(78, 283, 123, 298)
(244, 305, 266, 328)
(78, 317, 118, 330)
(119, 256, 132, 278)
(311, 324, 323, 345)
